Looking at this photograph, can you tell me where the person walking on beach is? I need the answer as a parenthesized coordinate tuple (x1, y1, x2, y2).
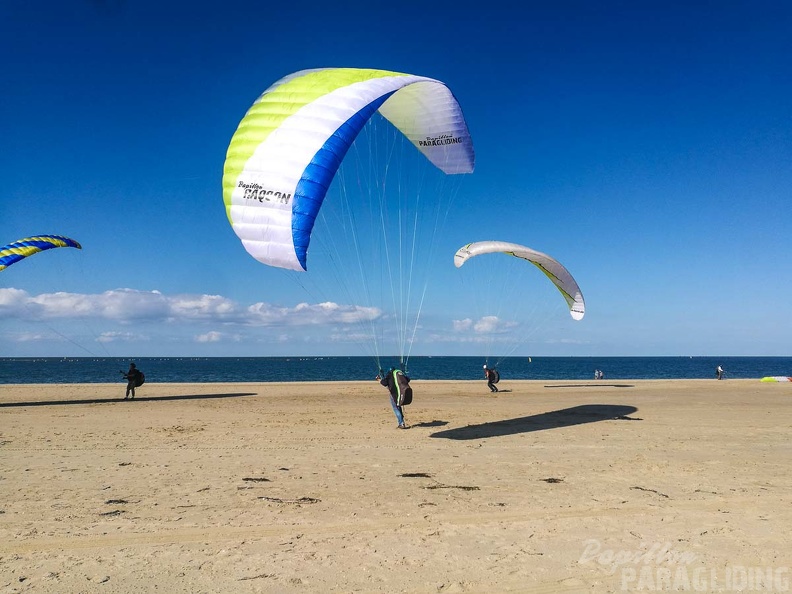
(716, 365, 725, 380)
(121, 362, 142, 399)
(377, 366, 412, 428)
(484, 364, 499, 393)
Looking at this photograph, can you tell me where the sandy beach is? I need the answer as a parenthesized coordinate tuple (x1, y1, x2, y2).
(1, 379, 790, 593)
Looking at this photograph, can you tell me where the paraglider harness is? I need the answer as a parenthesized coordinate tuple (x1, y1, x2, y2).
(378, 367, 412, 406)
(121, 368, 145, 387)
(485, 367, 499, 384)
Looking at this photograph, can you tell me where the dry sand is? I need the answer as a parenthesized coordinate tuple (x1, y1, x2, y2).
(1, 379, 790, 593)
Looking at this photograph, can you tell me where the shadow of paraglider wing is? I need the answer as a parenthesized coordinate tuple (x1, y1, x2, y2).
(429, 404, 639, 440)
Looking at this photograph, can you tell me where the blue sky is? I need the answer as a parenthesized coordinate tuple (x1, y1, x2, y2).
(1, 0, 790, 359)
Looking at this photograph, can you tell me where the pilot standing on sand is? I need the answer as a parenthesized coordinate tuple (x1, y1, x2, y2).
(484, 365, 499, 393)
(121, 362, 141, 399)
(377, 366, 412, 428)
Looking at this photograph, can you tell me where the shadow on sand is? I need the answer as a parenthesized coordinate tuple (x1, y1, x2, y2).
(0, 392, 258, 408)
(429, 404, 639, 440)
(545, 384, 635, 389)
(410, 420, 449, 428)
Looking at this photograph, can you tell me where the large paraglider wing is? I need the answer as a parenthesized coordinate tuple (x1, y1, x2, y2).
(454, 241, 585, 320)
(222, 67, 475, 272)
(0, 235, 82, 271)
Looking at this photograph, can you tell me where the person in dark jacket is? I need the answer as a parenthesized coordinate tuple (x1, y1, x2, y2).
(121, 362, 141, 400)
(484, 364, 499, 393)
(378, 366, 412, 428)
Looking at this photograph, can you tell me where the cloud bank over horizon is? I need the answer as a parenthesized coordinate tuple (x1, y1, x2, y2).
(0, 287, 389, 354)
(0, 287, 580, 356)
(0, 288, 382, 327)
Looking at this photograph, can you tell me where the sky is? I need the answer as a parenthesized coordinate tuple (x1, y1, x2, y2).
(1, 0, 790, 359)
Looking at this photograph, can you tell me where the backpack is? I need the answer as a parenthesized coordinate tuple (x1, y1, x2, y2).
(394, 369, 413, 406)
(492, 369, 500, 384)
(135, 371, 145, 387)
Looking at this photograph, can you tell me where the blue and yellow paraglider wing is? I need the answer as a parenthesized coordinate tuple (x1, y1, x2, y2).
(0, 235, 82, 271)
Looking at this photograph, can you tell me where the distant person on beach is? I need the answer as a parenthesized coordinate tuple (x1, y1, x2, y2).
(377, 367, 412, 428)
(484, 364, 499, 393)
(716, 365, 724, 380)
(121, 362, 142, 399)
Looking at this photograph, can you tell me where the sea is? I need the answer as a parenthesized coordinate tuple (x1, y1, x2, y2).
(0, 356, 790, 385)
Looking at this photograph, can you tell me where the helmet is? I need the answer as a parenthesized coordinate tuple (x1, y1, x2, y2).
(483, 364, 487, 369)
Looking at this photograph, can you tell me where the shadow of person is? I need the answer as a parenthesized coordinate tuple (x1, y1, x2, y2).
(0, 392, 258, 408)
(544, 384, 634, 389)
(411, 420, 449, 428)
(429, 404, 638, 440)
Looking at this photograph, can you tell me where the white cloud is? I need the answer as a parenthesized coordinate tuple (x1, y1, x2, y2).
(195, 331, 223, 343)
(452, 315, 518, 335)
(545, 337, 588, 345)
(194, 331, 244, 343)
(11, 331, 55, 343)
(0, 288, 170, 321)
(474, 315, 502, 333)
(0, 288, 28, 313)
(0, 288, 382, 328)
(453, 318, 473, 331)
(170, 294, 242, 321)
(97, 331, 148, 343)
(329, 330, 378, 342)
(246, 301, 381, 326)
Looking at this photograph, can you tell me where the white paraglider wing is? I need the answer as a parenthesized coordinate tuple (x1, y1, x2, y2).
(454, 241, 585, 320)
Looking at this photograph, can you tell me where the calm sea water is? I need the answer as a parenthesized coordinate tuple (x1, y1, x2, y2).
(0, 356, 790, 384)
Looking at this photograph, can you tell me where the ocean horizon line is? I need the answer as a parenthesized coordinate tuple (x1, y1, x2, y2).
(2, 355, 789, 385)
